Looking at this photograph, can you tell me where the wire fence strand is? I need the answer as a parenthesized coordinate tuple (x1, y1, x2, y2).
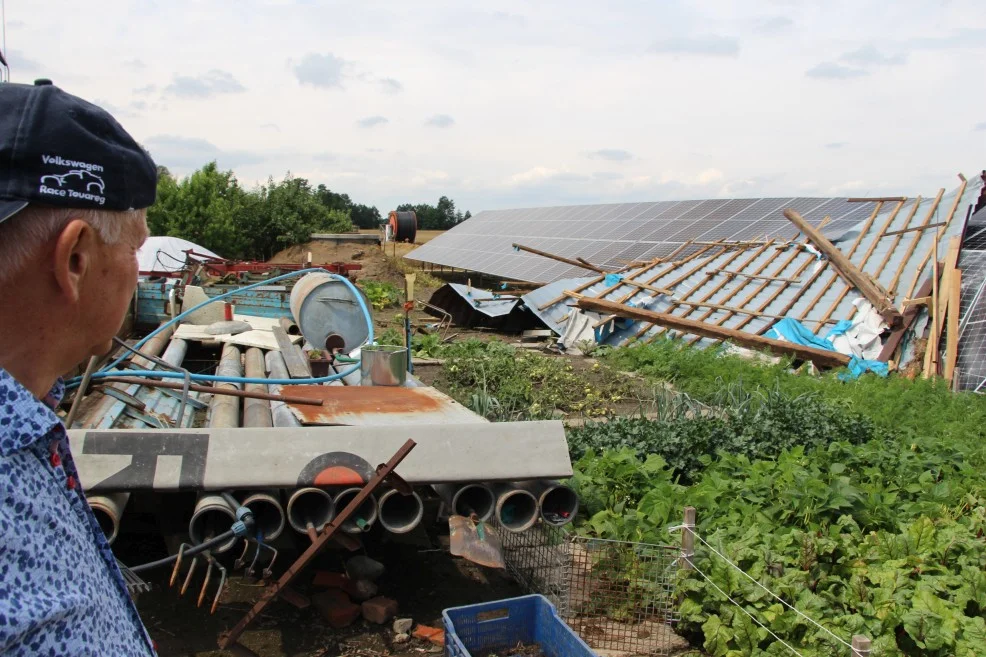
(687, 528, 854, 651)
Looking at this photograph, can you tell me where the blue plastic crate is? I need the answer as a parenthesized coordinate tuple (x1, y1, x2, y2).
(442, 594, 596, 657)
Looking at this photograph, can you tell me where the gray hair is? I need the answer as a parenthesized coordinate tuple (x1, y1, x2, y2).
(0, 204, 147, 284)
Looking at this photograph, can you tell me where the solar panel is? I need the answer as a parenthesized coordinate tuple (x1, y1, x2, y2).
(406, 196, 880, 283)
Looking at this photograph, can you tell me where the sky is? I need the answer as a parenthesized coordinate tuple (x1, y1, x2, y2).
(4, 0, 985, 215)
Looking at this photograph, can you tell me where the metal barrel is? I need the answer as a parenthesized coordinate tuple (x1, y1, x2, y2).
(289, 272, 370, 353)
(377, 489, 424, 534)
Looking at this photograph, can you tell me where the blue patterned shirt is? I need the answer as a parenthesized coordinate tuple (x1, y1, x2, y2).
(0, 367, 156, 656)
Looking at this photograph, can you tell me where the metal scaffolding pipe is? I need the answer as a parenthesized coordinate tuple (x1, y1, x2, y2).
(432, 483, 495, 522)
(243, 348, 272, 428)
(264, 351, 302, 428)
(239, 490, 285, 541)
(332, 488, 378, 534)
(87, 492, 130, 545)
(210, 344, 242, 428)
(286, 488, 335, 535)
(516, 480, 579, 527)
(377, 489, 424, 534)
(490, 483, 539, 533)
(188, 494, 239, 554)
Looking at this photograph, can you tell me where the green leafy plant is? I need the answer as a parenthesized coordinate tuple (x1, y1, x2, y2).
(359, 280, 402, 310)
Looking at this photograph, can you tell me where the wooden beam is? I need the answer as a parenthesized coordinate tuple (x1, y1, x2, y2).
(847, 196, 907, 203)
(903, 179, 968, 302)
(877, 278, 933, 361)
(273, 327, 312, 378)
(944, 268, 962, 385)
(512, 243, 606, 273)
(708, 269, 802, 284)
(881, 221, 945, 238)
(784, 208, 902, 327)
(925, 236, 962, 378)
(799, 202, 884, 331)
(888, 190, 944, 293)
(577, 297, 850, 368)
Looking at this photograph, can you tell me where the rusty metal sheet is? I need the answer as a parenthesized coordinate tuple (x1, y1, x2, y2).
(280, 385, 485, 426)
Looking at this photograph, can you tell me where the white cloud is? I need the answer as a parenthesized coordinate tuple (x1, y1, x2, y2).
(356, 115, 388, 128)
(806, 62, 868, 79)
(379, 77, 403, 94)
(649, 35, 739, 57)
(165, 70, 246, 98)
(293, 53, 347, 89)
(425, 114, 455, 128)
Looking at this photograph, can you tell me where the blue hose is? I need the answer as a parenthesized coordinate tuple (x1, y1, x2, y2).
(66, 268, 373, 388)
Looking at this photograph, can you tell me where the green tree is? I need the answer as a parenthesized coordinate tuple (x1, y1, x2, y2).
(145, 161, 253, 257)
(396, 196, 471, 230)
(350, 203, 382, 229)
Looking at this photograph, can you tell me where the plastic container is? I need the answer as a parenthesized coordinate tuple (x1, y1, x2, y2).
(442, 594, 596, 657)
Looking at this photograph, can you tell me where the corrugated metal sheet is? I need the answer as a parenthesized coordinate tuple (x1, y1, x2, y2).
(533, 180, 983, 363)
(521, 277, 595, 334)
(443, 283, 519, 317)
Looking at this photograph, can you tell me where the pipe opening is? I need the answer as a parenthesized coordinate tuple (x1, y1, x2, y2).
(189, 496, 238, 553)
(540, 485, 579, 526)
(496, 489, 538, 533)
(333, 489, 378, 534)
(378, 490, 424, 534)
(453, 484, 495, 522)
(243, 494, 286, 541)
(91, 506, 118, 544)
(287, 488, 334, 534)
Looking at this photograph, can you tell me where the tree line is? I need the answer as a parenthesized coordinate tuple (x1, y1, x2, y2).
(146, 161, 471, 260)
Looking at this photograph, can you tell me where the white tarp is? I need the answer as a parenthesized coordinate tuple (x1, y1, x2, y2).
(138, 236, 220, 274)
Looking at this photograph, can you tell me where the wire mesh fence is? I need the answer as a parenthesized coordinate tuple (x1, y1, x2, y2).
(499, 522, 683, 656)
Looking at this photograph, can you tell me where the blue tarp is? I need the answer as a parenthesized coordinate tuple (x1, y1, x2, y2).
(765, 318, 887, 380)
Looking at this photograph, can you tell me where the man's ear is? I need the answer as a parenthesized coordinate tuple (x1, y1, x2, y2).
(52, 219, 96, 303)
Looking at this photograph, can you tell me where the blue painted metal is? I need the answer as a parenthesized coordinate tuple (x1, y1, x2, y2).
(136, 279, 293, 327)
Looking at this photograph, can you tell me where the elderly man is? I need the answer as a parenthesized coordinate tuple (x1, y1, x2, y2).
(0, 80, 158, 655)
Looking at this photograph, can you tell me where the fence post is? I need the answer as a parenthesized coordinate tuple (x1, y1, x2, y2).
(852, 635, 870, 657)
(681, 506, 696, 569)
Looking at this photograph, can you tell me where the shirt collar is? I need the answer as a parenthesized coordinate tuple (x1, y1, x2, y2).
(0, 368, 64, 455)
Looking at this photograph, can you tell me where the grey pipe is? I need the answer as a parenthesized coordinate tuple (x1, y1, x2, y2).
(377, 489, 424, 534)
(188, 494, 239, 553)
(243, 348, 272, 428)
(332, 488, 378, 534)
(516, 480, 580, 527)
(490, 483, 539, 533)
(286, 488, 335, 534)
(88, 492, 130, 545)
(239, 490, 285, 541)
(432, 483, 495, 522)
(210, 344, 242, 428)
(265, 351, 302, 428)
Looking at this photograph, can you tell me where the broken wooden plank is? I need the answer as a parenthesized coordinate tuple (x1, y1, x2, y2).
(577, 297, 850, 368)
(784, 208, 902, 327)
(944, 268, 962, 385)
(881, 221, 945, 237)
(888, 190, 944, 293)
(925, 236, 962, 378)
(903, 179, 968, 303)
(512, 243, 607, 273)
(709, 269, 802, 284)
(877, 278, 933, 361)
(273, 327, 312, 378)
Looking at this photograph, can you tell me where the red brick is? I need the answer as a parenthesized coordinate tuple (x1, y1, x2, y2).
(412, 624, 445, 646)
(312, 571, 349, 589)
(311, 590, 360, 629)
(361, 596, 399, 624)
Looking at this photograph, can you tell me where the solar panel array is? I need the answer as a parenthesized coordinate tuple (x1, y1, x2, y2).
(406, 197, 881, 283)
(956, 220, 986, 392)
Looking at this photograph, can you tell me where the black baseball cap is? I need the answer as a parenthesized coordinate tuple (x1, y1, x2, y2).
(0, 79, 157, 225)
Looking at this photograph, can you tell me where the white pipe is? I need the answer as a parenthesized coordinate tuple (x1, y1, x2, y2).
(240, 490, 285, 541)
(332, 488, 378, 534)
(432, 483, 495, 522)
(188, 494, 239, 553)
(490, 483, 539, 533)
(286, 487, 334, 534)
(377, 489, 424, 534)
(88, 492, 130, 545)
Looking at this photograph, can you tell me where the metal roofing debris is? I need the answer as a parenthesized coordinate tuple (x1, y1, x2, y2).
(425, 283, 544, 331)
(138, 236, 220, 274)
(513, 177, 983, 374)
(405, 196, 883, 284)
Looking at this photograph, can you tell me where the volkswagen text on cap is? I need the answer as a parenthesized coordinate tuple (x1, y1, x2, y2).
(0, 79, 158, 225)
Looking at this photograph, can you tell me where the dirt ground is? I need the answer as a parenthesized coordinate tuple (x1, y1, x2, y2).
(128, 532, 522, 657)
